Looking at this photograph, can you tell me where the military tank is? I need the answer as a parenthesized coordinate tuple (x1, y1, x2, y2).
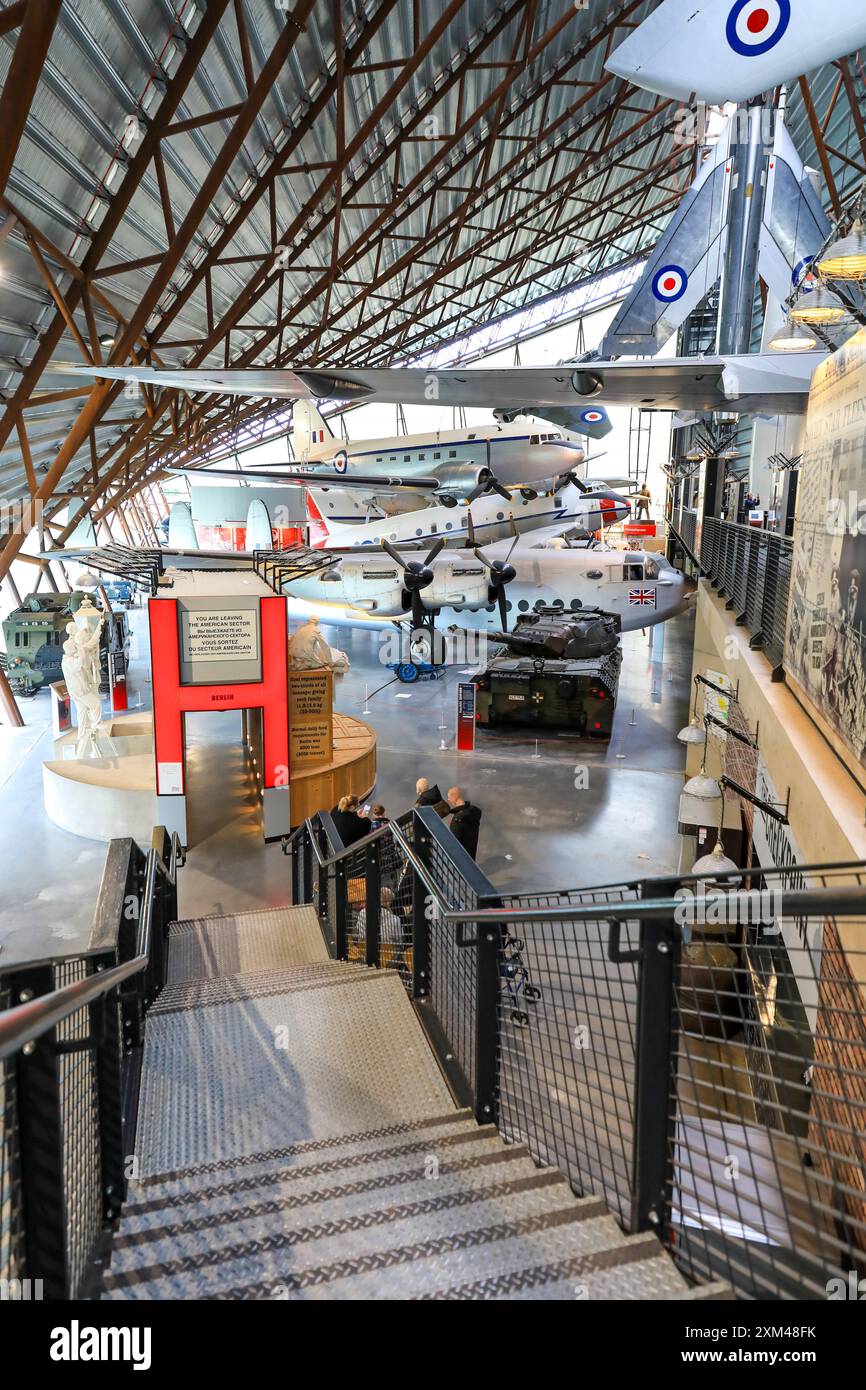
(0, 591, 130, 697)
(473, 605, 622, 736)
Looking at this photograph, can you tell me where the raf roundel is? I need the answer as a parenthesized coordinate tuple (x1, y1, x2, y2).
(333, 450, 349, 475)
(652, 265, 688, 303)
(580, 409, 606, 426)
(725, 0, 791, 57)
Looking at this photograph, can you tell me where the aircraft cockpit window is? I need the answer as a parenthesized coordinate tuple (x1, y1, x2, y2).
(624, 563, 644, 582)
(530, 435, 539, 445)
(320, 568, 342, 582)
(644, 558, 660, 579)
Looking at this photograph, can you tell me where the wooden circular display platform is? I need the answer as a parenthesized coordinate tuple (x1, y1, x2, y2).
(290, 712, 377, 825)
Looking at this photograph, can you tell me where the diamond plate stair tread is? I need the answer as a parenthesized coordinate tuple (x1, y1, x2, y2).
(123, 1113, 486, 1208)
(135, 972, 454, 1177)
(150, 962, 372, 1015)
(109, 1148, 547, 1267)
(166, 906, 328, 983)
(118, 1133, 525, 1234)
(103, 1182, 604, 1298)
(418, 1238, 695, 1300)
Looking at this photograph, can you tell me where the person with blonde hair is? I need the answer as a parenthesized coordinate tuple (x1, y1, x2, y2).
(329, 794, 368, 846)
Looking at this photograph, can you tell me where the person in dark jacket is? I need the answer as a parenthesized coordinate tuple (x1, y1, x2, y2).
(329, 795, 369, 846)
(446, 786, 482, 860)
(415, 777, 449, 817)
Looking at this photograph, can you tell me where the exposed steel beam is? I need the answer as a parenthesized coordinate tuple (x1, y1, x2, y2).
(0, 0, 62, 200)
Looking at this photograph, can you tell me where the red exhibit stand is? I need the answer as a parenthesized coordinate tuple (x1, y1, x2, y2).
(456, 681, 477, 752)
(624, 521, 657, 540)
(148, 594, 290, 844)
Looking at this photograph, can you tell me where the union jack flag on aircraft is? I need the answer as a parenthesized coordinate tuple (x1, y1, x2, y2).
(628, 588, 656, 607)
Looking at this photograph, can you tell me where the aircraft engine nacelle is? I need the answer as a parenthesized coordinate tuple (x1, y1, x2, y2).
(430, 464, 487, 500)
(336, 557, 406, 615)
(421, 558, 489, 610)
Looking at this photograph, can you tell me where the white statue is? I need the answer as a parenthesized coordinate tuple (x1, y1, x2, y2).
(61, 608, 105, 759)
(288, 615, 349, 673)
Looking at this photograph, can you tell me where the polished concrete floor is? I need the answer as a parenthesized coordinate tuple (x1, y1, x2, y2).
(0, 600, 693, 966)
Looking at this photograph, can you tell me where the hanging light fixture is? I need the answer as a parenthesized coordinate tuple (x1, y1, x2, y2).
(678, 717, 707, 745)
(768, 319, 818, 352)
(692, 837, 741, 885)
(818, 218, 866, 281)
(683, 762, 722, 800)
(788, 284, 847, 324)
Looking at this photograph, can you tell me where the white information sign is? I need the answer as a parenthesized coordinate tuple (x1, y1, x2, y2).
(180, 609, 259, 663)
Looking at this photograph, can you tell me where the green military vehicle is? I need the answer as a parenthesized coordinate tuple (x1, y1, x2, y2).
(0, 591, 130, 697)
(474, 605, 623, 737)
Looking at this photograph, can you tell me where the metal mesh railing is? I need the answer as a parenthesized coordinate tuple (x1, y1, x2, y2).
(667, 863, 866, 1300)
(0, 828, 183, 1299)
(701, 519, 793, 672)
(0, 979, 24, 1291)
(495, 883, 641, 1224)
(54, 959, 103, 1300)
(290, 808, 866, 1300)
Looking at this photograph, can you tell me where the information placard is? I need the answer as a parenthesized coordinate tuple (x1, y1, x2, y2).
(180, 609, 259, 663)
(288, 667, 333, 768)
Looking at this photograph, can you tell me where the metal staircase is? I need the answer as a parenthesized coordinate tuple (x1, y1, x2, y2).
(3, 819, 865, 1303)
(100, 903, 719, 1301)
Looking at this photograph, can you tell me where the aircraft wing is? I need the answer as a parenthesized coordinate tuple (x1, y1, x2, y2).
(605, 0, 866, 105)
(600, 132, 731, 357)
(167, 466, 440, 492)
(64, 352, 824, 416)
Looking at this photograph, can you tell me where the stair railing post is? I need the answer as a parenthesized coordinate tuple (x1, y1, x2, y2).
(364, 838, 381, 968)
(302, 825, 312, 904)
(92, 958, 126, 1221)
(410, 814, 431, 1000)
(334, 857, 348, 960)
(473, 896, 502, 1127)
(630, 878, 680, 1235)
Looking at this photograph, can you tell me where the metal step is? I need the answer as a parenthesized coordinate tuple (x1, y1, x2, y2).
(104, 1176, 602, 1299)
(150, 961, 372, 1016)
(166, 905, 328, 984)
(107, 1148, 551, 1280)
(124, 1112, 483, 1209)
(134, 971, 454, 1177)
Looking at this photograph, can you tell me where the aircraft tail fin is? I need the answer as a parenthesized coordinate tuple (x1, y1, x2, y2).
(167, 501, 198, 549)
(600, 124, 732, 357)
(291, 400, 335, 461)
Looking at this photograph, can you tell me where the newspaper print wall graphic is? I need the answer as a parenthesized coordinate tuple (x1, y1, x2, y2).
(785, 326, 866, 776)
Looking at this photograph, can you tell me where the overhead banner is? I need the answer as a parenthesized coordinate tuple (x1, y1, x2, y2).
(785, 326, 866, 780)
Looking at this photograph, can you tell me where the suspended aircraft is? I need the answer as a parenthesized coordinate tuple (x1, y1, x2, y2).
(605, 0, 866, 106)
(597, 106, 857, 359)
(265, 528, 688, 640)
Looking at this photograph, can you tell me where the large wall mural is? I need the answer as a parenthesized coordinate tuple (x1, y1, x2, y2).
(786, 327, 866, 772)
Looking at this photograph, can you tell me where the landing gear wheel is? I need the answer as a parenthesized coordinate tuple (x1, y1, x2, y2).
(511, 1009, 530, 1028)
(396, 662, 420, 683)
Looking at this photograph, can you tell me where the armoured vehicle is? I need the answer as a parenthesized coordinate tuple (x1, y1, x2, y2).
(474, 605, 623, 736)
(1, 591, 130, 697)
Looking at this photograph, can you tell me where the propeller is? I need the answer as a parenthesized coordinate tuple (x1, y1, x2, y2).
(473, 526, 519, 630)
(381, 537, 445, 626)
(466, 468, 512, 504)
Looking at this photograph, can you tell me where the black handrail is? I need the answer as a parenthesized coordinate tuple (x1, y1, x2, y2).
(0, 955, 147, 1062)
